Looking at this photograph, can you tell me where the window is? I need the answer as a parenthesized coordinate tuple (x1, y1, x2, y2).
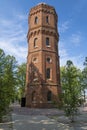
(46, 68, 50, 79)
(47, 91, 52, 101)
(46, 16, 49, 23)
(46, 37, 50, 46)
(35, 16, 38, 24)
(33, 57, 38, 63)
(47, 57, 51, 63)
(34, 38, 38, 47)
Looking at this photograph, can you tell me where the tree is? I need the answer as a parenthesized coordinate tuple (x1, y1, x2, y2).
(0, 49, 6, 121)
(4, 55, 17, 102)
(81, 57, 87, 101)
(0, 49, 17, 122)
(16, 63, 26, 101)
(61, 60, 82, 122)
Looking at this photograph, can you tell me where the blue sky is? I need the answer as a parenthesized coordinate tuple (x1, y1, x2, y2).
(0, 0, 87, 69)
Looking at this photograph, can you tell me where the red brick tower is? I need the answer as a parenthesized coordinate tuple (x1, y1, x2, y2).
(25, 3, 61, 108)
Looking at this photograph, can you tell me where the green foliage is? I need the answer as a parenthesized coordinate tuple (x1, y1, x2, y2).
(61, 60, 82, 122)
(0, 49, 17, 122)
(83, 57, 87, 66)
(81, 57, 87, 101)
(16, 63, 26, 101)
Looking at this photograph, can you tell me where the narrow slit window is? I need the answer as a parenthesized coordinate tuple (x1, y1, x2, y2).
(46, 16, 49, 23)
(34, 38, 38, 47)
(46, 37, 50, 46)
(46, 68, 50, 79)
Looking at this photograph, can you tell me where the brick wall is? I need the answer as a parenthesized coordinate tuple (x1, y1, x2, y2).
(25, 3, 61, 108)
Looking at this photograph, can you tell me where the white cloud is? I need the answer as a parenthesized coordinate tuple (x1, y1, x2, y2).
(70, 32, 82, 46)
(15, 14, 27, 21)
(0, 14, 28, 64)
(60, 54, 84, 69)
(59, 38, 84, 69)
(59, 43, 84, 69)
(59, 21, 70, 33)
(59, 41, 68, 58)
(0, 40, 27, 62)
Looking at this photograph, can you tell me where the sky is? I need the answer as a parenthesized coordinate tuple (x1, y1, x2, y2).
(0, 0, 87, 69)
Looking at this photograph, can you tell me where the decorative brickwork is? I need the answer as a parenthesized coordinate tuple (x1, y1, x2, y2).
(25, 3, 61, 108)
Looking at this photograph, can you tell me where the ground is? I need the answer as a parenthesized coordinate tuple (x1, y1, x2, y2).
(0, 103, 87, 130)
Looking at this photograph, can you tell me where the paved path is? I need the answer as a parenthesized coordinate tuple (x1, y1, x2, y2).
(12, 114, 71, 130)
(12, 104, 70, 130)
(1, 103, 87, 130)
(11, 104, 87, 130)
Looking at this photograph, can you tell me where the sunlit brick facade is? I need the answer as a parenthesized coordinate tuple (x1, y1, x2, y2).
(25, 3, 61, 108)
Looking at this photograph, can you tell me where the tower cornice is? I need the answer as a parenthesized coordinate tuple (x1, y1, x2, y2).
(27, 28, 59, 42)
(29, 25, 56, 31)
(30, 3, 57, 15)
(29, 3, 57, 22)
(29, 8, 57, 16)
(28, 49, 58, 55)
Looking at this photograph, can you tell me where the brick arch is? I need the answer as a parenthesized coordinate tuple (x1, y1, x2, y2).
(50, 31, 54, 35)
(37, 29, 40, 34)
(33, 31, 36, 36)
(31, 32, 33, 37)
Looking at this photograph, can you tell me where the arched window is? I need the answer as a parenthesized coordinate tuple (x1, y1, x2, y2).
(46, 68, 50, 79)
(46, 37, 49, 46)
(34, 38, 38, 47)
(35, 16, 38, 24)
(32, 91, 36, 102)
(47, 91, 52, 101)
(46, 16, 49, 23)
